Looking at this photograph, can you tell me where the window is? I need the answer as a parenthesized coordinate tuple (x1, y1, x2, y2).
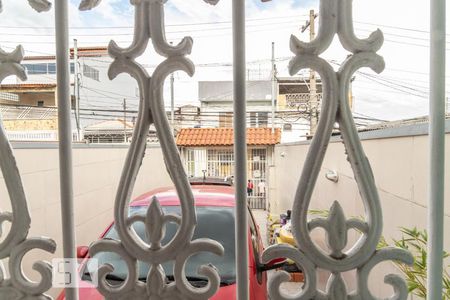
(23, 63, 47, 74)
(23, 63, 75, 75)
(258, 112, 268, 127)
(37, 101, 44, 107)
(83, 64, 100, 81)
(249, 112, 268, 128)
(47, 63, 56, 74)
(219, 112, 233, 128)
(250, 112, 257, 127)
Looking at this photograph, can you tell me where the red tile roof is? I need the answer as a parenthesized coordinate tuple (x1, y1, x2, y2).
(176, 127, 281, 147)
(24, 46, 108, 61)
(0, 83, 57, 90)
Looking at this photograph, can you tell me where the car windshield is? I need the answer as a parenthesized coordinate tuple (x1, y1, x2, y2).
(84, 205, 236, 285)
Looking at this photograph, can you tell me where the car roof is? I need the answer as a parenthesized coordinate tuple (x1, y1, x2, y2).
(131, 185, 236, 207)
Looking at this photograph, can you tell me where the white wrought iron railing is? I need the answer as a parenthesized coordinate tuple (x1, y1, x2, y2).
(0, 0, 446, 300)
(0, 3, 55, 300)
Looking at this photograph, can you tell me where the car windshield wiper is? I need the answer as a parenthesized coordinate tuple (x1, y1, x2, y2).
(219, 279, 235, 286)
(137, 275, 208, 283)
(140, 275, 235, 286)
(83, 272, 125, 282)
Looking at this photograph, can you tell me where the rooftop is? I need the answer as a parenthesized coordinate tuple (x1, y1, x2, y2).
(24, 46, 109, 61)
(176, 127, 281, 147)
(84, 119, 134, 133)
(0, 83, 57, 92)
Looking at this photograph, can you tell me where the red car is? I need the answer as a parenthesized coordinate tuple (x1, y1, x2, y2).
(57, 182, 280, 300)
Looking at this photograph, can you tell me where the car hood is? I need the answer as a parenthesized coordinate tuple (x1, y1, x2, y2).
(62, 282, 237, 300)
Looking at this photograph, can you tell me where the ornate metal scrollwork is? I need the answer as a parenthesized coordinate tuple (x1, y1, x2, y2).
(0, 0, 51, 13)
(0, 3, 55, 300)
(262, 0, 413, 299)
(82, 1, 227, 299)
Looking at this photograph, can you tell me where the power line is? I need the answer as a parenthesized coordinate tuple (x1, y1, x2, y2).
(0, 19, 305, 37)
(356, 28, 450, 45)
(0, 101, 384, 123)
(0, 14, 309, 29)
(354, 20, 450, 37)
(0, 23, 301, 44)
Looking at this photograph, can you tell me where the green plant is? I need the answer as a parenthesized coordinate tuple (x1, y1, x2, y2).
(379, 227, 450, 299)
(308, 209, 450, 299)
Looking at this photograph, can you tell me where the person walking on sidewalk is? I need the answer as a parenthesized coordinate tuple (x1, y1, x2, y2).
(247, 179, 254, 196)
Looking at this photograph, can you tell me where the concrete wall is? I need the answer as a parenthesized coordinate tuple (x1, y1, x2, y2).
(4, 118, 58, 131)
(0, 92, 55, 107)
(19, 92, 56, 107)
(0, 143, 171, 297)
(269, 128, 450, 297)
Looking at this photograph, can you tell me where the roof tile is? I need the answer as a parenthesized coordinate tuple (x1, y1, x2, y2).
(176, 127, 281, 147)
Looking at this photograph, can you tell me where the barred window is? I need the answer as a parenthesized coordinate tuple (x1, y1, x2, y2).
(83, 64, 100, 81)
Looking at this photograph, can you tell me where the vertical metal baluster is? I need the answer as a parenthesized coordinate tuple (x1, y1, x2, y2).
(261, 1, 414, 299)
(427, 0, 446, 298)
(55, 0, 79, 299)
(232, 0, 248, 299)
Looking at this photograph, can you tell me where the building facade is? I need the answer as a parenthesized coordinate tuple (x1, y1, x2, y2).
(0, 47, 139, 141)
(198, 79, 323, 142)
(176, 127, 281, 209)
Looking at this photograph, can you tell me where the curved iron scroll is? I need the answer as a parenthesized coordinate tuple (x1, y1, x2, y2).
(82, 1, 229, 299)
(262, 0, 413, 299)
(0, 3, 56, 300)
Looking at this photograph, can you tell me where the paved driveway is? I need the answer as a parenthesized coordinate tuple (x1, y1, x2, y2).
(251, 209, 303, 297)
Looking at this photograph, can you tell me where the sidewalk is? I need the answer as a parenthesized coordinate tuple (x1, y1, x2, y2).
(251, 209, 269, 247)
(251, 209, 303, 296)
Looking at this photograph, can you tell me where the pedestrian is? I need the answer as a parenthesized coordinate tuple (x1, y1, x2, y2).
(247, 179, 254, 196)
(258, 180, 266, 196)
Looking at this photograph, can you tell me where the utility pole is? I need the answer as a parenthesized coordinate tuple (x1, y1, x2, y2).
(271, 42, 277, 133)
(123, 98, 127, 143)
(169, 41, 175, 136)
(73, 39, 81, 141)
(302, 10, 318, 135)
(170, 69, 175, 136)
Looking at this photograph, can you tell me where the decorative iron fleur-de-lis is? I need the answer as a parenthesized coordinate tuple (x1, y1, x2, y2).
(82, 1, 228, 299)
(78, 0, 220, 11)
(262, 0, 413, 299)
(0, 3, 55, 299)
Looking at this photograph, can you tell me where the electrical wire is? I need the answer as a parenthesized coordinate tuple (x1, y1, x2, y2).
(0, 14, 309, 30)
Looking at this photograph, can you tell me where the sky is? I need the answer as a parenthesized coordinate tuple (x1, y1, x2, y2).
(0, 0, 449, 121)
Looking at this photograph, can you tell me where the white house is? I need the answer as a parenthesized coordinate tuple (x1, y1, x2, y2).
(198, 79, 323, 142)
(0, 47, 139, 141)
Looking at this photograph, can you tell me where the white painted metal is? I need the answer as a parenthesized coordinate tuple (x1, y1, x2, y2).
(262, 1, 414, 299)
(55, 0, 79, 299)
(74, 39, 81, 141)
(427, 0, 446, 299)
(0, 0, 425, 299)
(232, 0, 249, 298)
(0, 3, 55, 300)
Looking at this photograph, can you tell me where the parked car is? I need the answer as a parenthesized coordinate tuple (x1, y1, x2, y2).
(57, 183, 282, 300)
